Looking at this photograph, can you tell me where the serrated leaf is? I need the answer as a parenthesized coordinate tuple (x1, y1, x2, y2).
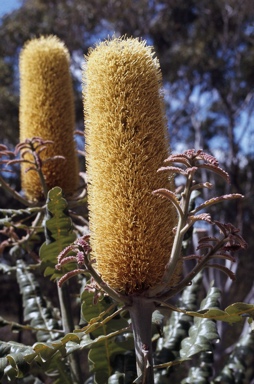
(0, 323, 131, 383)
(0, 342, 38, 381)
(152, 310, 164, 336)
(7, 353, 30, 378)
(0, 357, 8, 379)
(39, 187, 76, 279)
(0, 263, 16, 273)
(4, 364, 17, 381)
(180, 286, 220, 359)
(33, 342, 63, 363)
(186, 302, 254, 324)
(65, 341, 81, 355)
(81, 291, 132, 384)
(181, 351, 214, 384)
(155, 273, 203, 370)
(61, 333, 81, 344)
(0, 336, 78, 383)
(16, 259, 62, 342)
(108, 371, 125, 383)
(213, 330, 254, 384)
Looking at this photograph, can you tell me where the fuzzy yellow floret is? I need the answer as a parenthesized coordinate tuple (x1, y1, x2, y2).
(19, 35, 79, 201)
(83, 37, 178, 294)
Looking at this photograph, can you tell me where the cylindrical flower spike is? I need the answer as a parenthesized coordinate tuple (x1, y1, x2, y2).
(19, 35, 79, 201)
(83, 37, 179, 294)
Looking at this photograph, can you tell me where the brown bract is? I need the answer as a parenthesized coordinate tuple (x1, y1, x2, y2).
(19, 35, 79, 201)
(83, 38, 178, 294)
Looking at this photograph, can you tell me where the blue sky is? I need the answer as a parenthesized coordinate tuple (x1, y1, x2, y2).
(0, 0, 20, 17)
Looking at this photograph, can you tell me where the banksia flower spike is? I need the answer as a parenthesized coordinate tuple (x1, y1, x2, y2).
(83, 37, 178, 295)
(19, 35, 79, 201)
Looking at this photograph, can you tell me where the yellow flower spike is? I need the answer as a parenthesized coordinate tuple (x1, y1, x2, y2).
(83, 37, 179, 294)
(19, 35, 79, 201)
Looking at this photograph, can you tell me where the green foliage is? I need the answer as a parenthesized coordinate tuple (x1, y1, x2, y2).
(155, 273, 203, 369)
(0, 341, 34, 381)
(0, 292, 134, 383)
(0, 185, 137, 383)
(154, 276, 220, 383)
(213, 330, 254, 384)
(153, 276, 254, 383)
(181, 351, 214, 384)
(180, 285, 220, 359)
(80, 290, 133, 384)
(39, 186, 77, 279)
(0, 258, 74, 383)
(16, 259, 62, 342)
(0, 339, 72, 383)
(0, 181, 252, 382)
(186, 302, 254, 324)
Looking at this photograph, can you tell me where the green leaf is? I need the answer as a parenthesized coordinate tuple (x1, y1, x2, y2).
(81, 290, 132, 384)
(108, 371, 125, 383)
(180, 286, 220, 359)
(0, 300, 131, 383)
(0, 263, 16, 274)
(186, 302, 254, 324)
(108, 351, 136, 384)
(181, 351, 214, 384)
(7, 352, 30, 378)
(155, 273, 203, 367)
(152, 309, 164, 336)
(39, 187, 76, 279)
(0, 337, 76, 383)
(16, 259, 63, 342)
(213, 330, 254, 383)
(0, 341, 36, 380)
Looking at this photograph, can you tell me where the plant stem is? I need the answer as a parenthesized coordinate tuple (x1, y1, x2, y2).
(37, 166, 48, 199)
(83, 251, 131, 305)
(0, 174, 33, 206)
(58, 283, 83, 384)
(150, 172, 193, 297)
(158, 237, 228, 301)
(129, 297, 155, 384)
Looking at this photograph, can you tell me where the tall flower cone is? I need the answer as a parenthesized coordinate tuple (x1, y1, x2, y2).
(19, 35, 79, 201)
(83, 38, 179, 295)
